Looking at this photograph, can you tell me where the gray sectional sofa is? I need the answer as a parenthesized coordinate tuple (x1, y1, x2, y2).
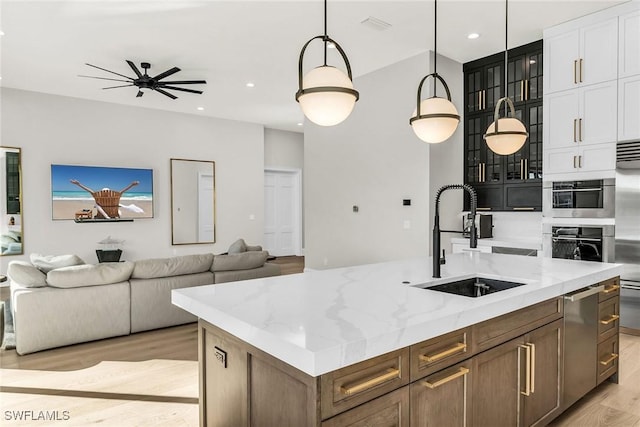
(7, 250, 280, 355)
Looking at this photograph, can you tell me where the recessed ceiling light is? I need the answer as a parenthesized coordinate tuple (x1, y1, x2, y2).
(197, 107, 204, 111)
(246, 82, 255, 88)
(467, 33, 480, 40)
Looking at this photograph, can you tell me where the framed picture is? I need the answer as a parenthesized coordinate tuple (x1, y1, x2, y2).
(51, 164, 154, 220)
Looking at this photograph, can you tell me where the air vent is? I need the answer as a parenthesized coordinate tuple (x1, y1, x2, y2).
(617, 141, 640, 163)
(360, 16, 392, 31)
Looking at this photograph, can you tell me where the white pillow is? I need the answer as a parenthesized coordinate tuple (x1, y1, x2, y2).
(30, 253, 85, 273)
(46, 262, 134, 288)
(7, 261, 47, 288)
(228, 238, 247, 254)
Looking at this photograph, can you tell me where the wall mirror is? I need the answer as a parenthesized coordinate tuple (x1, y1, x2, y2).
(1, 146, 23, 256)
(171, 158, 216, 245)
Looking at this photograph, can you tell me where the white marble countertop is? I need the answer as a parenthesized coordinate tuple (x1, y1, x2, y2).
(451, 236, 542, 250)
(172, 252, 622, 377)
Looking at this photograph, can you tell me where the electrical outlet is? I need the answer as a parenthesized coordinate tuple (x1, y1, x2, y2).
(214, 346, 227, 368)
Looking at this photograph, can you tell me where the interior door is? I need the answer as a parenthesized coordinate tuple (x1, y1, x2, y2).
(264, 170, 301, 256)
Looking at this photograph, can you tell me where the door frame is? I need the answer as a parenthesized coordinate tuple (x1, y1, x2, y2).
(264, 167, 303, 256)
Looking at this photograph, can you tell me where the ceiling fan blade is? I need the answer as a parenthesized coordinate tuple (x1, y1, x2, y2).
(155, 88, 178, 100)
(126, 60, 143, 78)
(153, 67, 181, 81)
(102, 84, 135, 90)
(158, 80, 207, 85)
(159, 85, 203, 94)
(85, 63, 134, 80)
(136, 91, 144, 98)
(79, 75, 132, 83)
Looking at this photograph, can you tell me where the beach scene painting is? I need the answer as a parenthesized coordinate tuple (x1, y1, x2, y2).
(51, 164, 154, 220)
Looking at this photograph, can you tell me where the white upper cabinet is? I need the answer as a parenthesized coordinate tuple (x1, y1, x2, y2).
(619, 74, 640, 142)
(545, 80, 617, 150)
(545, 17, 618, 94)
(619, 9, 640, 78)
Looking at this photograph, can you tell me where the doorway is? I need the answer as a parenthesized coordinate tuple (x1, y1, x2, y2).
(264, 169, 302, 256)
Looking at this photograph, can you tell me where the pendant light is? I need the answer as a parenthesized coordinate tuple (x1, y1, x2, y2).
(409, 0, 460, 144)
(483, 0, 528, 155)
(295, 0, 359, 126)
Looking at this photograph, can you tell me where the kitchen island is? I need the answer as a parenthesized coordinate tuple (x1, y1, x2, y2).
(173, 252, 623, 426)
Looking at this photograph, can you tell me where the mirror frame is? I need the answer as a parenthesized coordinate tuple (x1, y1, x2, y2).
(170, 158, 216, 245)
(1, 146, 24, 256)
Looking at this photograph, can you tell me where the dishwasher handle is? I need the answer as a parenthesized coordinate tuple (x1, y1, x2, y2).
(564, 285, 605, 302)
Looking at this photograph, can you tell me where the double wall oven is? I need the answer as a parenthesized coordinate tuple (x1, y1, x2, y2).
(543, 141, 640, 332)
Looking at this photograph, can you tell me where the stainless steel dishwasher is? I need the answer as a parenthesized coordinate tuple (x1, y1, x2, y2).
(563, 284, 605, 409)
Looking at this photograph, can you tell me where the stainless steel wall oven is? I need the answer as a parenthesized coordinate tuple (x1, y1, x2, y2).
(543, 179, 615, 218)
(543, 224, 615, 263)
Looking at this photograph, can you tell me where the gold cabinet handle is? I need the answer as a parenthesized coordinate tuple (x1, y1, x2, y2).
(573, 119, 577, 142)
(579, 58, 583, 83)
(340, 368, 400, 396)
(525, 159, 529, 179)
(600, 314, 620, 325)
(419, 342, 467, 363)
(478, 91, 482, 109)
(579, 118, 583, 141)
(578, 155, 582, 168)
(476, 207, 492, 211)
(603, 284, 620, 293)
(573, 155, 577, 169)
(513, 207, 535, 211)
(525, 79, 529, 101)
(574, 60, 578, 84)
(482, 163, 486, 182)
(520, 344, 532, 396)
(520, 81, 524, 101)
(520, 159, 524, 179)
(478, 163, 482, 182)
(529, 342, 535, 394)
(599, 353, 619, 366)
(483, 90, 486, 109)
(423, 367, 470, 389)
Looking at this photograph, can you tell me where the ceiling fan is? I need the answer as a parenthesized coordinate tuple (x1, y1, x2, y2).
(80, 60, 206, 99)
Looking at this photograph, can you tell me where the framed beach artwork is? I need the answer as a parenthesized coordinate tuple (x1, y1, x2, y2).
(51, 164, 154, 220)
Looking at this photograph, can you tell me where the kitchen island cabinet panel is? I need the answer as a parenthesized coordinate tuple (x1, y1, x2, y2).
(321, 386, 409, 427)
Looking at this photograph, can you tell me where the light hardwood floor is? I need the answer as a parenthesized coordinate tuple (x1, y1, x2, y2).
(2, 257, 639, 426)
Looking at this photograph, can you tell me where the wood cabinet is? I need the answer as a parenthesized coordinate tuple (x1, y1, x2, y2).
(198, 280, 619, 426)
(463, 40, 543, 212)
(544, 17, 618, 94)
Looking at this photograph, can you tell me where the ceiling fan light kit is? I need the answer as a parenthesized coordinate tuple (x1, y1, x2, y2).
(410, 0, 460, 144)
(295, 0, 359, 126)
(81, 60, 206, 100)
(483, 0, 528, 155)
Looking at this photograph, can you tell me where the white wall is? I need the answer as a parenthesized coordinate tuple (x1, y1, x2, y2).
(264, 128, 303, 170)
(0, 88, 265, 269)
(304, 53, 433, 270)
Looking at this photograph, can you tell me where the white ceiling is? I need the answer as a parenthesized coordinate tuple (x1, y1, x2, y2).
(0, 0, 628, 132)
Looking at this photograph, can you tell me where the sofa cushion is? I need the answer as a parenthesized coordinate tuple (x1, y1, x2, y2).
(212, 251, 269, 272)
(131, 254, 214, 279)
(46, 262, 134, 288)
(30, 253, 85, 273)
(246, 244, 263, 252)
(228, 238, 247, 254)
(7, 261, 47, 288)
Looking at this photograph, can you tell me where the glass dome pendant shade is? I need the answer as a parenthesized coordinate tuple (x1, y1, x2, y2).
(410, 73, 460, 143)
(295, 0, 359, 127)
(484, 97, 528, 155)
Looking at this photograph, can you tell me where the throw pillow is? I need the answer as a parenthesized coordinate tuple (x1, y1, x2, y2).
(46, 261, 134, 288)
(246, 245, 263, 252)
(7, 261, 47, 288)
(30, 253, 85, 274)
(212, 251, 268, 271)
(228, 238, 247, 254)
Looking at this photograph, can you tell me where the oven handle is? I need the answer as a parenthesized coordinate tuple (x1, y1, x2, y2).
(551, 188, 603, 193)
(620, 281, 640, 291)
(552, 236, 602, 242)
(564, 285, 605, 302)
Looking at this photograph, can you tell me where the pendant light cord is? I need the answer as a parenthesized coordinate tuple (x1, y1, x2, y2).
(323, 0, 328, 66)
(433, 0, 438, 96)
(504, 0, 508, 116)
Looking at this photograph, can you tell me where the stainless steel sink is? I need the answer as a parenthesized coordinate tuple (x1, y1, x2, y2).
(415, 277, 526, 298)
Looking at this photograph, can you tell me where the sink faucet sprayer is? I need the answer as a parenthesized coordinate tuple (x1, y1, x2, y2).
(433, 184, 478, 278)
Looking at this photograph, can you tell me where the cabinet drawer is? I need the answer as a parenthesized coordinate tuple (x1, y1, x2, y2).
(320, 348, 410, 420)
(598, 277, 620, 302)
(410, 327, 472, 381)
(473, 297, 563, 352)
(598, 297, 620, 342)
(597, 335, 619, 385)
(321, 386, 409, 427)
